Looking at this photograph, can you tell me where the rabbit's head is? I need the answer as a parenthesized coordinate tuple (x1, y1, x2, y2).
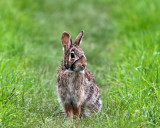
(61, 30, 87, 72)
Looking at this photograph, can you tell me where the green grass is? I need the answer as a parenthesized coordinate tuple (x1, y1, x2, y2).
(0, 0, 160, 127)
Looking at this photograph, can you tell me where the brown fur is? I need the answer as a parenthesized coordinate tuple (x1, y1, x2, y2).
(57, 31, 102, 118)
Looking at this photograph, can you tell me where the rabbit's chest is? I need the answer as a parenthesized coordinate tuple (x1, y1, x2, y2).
(62, 71, 85, 105)
(66, 73, 83, 95)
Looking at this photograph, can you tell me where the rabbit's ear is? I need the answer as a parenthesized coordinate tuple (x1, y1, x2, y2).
(61, 32, 72, 52)
(74, 30, 84, 46)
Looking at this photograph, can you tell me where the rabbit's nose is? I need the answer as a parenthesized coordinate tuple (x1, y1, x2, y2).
(82, 64, 86, 68)
(80, 56, 87, 66)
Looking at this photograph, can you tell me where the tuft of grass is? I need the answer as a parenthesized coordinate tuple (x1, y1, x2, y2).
(0, 0, 160, 127)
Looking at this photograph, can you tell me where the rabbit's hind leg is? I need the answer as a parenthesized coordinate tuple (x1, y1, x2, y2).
(87, 98, 102, 114)
(80, 106, 90, 118)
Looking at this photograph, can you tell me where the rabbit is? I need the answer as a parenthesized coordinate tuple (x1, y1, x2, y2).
(57, 30, 102, 118)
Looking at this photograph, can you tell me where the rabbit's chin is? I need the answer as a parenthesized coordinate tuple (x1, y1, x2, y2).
(72, 65, 85, 72)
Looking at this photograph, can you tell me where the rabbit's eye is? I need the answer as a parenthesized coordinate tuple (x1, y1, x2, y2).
(71, 53, 75, 58)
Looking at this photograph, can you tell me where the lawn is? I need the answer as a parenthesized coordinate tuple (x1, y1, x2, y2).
(0, 0, 160, 127)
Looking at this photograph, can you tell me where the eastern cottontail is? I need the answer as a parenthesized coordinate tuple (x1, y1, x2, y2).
(57, 31, 102, 118)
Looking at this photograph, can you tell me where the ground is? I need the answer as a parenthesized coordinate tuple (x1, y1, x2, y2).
(0, 0, 160, 127)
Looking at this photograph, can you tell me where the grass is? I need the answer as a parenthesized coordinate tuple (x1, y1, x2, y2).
(0, 0, 160, 127)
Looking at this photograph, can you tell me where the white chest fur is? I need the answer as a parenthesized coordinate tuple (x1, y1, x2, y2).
(63, 70, 85, 106)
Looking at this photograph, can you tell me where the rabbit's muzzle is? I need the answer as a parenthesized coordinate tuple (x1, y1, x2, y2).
(71, 56, 87, 72)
